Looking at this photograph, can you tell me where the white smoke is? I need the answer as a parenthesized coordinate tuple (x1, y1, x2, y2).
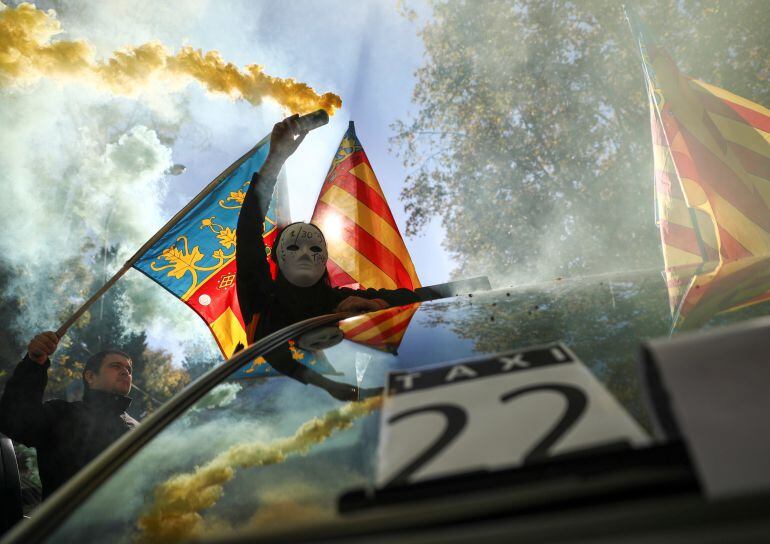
(0, 1, 261, 353)
(0, 76, 183, 333)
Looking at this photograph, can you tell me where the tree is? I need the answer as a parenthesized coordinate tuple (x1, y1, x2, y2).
(393, 0, 770, 284)
(140, 348, 190, 413)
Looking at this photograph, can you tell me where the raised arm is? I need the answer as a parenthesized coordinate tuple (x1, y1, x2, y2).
(235, 169, 278, 327)
(235, 115, 310, 329)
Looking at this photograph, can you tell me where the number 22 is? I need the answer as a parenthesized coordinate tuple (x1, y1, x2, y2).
(384, 383, 587, 488)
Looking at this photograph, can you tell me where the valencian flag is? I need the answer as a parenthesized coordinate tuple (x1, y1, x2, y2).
(311, 122, 422, 350)
(133, 137, 334, 376)
(134, 138, 272, 358)
(630, 13, 770, 329)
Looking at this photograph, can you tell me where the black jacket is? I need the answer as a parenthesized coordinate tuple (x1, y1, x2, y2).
(236, 170, 420, 344)
(0, 356, 138, 498)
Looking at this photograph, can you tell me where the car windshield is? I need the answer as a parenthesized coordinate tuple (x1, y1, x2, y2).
(42, 260, 770, 542)
(1, 1, 768, 542)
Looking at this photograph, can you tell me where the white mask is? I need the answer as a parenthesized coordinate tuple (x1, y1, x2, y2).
(276, 222, 328, 287)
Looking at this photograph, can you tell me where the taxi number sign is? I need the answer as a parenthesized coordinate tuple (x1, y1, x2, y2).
(377, 342, 649, 488)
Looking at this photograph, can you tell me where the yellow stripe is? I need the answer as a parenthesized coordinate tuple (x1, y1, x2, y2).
(327, 237, 397, 289)
(209, 306, 248, 357)
(692, 79, 770, 118)
(660, 194, 696, 228)
(707, 111, 770, 158)
(320, 185, 420, 286)
(343, 307, 416, 342)
(662, 243, 704, 268)
(349, 162, 385, 199)
(697, 192, 770, 255)
(679, 176, 709, 208)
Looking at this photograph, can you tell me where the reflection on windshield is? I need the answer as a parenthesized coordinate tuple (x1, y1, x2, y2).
(47, 334, 389, 542)
(339, 303, 420, 353)
(664, 255, 770, 332)
(137, 396, 382, 542)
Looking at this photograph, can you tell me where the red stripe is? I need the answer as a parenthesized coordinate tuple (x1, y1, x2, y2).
(728, 141, 770, 181)
(724, 99, 770, 134)
(326, 258, 357, 288)
(716, 225, 753, 259)
(315, 201, 414, 290)
(663, 114, 770, 233)
(696, 88, 770, 134)
(184, 259, 244, 327)
(344, 308, 403, 337)
(358, 318, 411, 347)
(660, 219, 703, 257)
(661, 217, 718, 262)
(320, 152, 371, 197)
(331, 171, 400, 230)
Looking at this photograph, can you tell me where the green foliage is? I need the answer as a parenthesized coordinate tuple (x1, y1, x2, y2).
(393, 0, 770, 283)
(140, 347, 190, 412)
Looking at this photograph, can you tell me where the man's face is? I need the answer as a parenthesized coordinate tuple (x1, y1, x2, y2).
(276, 222, 328, 287)
(87, 354, 133, 396)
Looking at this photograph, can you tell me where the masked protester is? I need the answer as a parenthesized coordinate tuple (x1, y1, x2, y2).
(236, 115, 420, 344)
(0, 332, 138, 498)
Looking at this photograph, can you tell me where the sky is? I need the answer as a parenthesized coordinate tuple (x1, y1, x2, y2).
(0, 0, 450, 362)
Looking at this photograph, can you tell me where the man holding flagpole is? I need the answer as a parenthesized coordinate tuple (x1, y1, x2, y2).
(0, 331, 137, 498)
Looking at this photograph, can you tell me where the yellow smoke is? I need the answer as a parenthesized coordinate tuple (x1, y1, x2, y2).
(0, 3, 341, 114)
(137, 396, 381, 542)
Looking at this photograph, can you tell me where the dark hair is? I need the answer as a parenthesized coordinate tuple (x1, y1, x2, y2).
(82, 349, 131, 391)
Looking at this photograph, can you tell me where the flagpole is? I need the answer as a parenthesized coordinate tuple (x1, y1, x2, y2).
(55, 133, 271, 338)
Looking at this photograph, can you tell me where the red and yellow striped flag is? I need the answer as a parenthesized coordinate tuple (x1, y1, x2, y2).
(311, 121, 421, 291)
(338, 303, 420, 353)
(311, 122, 421, 348)
(634, 21, 770, 324)
(669, 255, 770, 331)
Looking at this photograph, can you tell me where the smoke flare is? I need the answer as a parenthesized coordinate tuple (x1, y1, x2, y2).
(0, 2, 342, 113)
(137, 396, 381, 542)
